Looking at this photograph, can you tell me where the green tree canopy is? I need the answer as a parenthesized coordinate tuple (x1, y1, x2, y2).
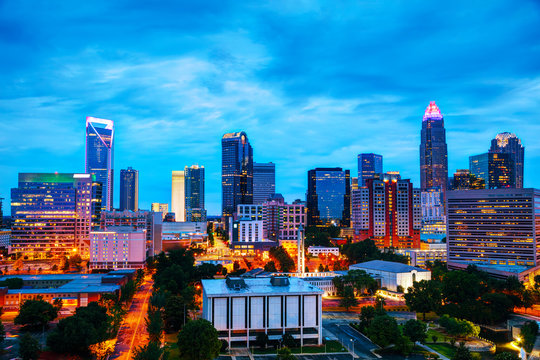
(403, 319, 427, 343)
(404, 280, 442, 321)
(177, 319, 221, 360)
(366, 315, 401, 348)
(14, 298, 58, 329)
(340, 286, 358, 311)
(18, 333, 41, 360)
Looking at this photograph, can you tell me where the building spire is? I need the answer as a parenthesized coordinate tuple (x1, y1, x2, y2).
(423, 101, 443, 121)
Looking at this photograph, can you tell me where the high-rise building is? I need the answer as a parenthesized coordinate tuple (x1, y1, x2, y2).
(171, 171, 185, 221)
(420, 188, 445, 223)
(253, 162, 276, 204)
(222, 132, 253, 219)
(85, 117, 114, 211)
(307, 168, 350, 226)
(489, 132, 524, 188)
(358, 153, 383, 187)
(185, 165, 206, 222)
(352, 178, 421, 249)
(447, 188, 539, 268)
(151, 203, 169, 219)
(469, 153, 489, 188)
(488, 153, 514, 189)
(451, 169, 485, 190)
(0, 197, 3, 228)
(11, 173, 95, 258)
(420, 102, 448, 196)
(119, 167, 139, 211)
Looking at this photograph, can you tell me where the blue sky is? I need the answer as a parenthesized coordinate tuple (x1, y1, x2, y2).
(1, 1, 540, 215)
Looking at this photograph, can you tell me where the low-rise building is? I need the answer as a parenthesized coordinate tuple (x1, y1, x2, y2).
(349, 260, 431, 292)
(202, 276, 323, 347)
(397, 247, 447, 268)
(307, 246, 339, 257)
(90, 227, 146, 269)
(161, 221, 207, 251)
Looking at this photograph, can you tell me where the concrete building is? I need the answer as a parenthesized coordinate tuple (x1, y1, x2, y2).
(397, 248, 447, 268)
(307, 246, 339, 257)
(100, 210, 162, 256)
(202, 276, 323, 347)
(0, 229, 11, 249)
(161, 222, 207, 251)
(90, 227, 146, 269)
(171, 171, 185, 221)
(350, 260, 431, 292)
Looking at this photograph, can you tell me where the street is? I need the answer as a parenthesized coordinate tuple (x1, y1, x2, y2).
(110, 275, 153, 360)
(322, 313, 379, 359)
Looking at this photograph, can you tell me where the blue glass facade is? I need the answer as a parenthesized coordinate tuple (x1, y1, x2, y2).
(307, 168, 351, 226)
(120, 167, 138, 211)
(253, 162, 276, 204)
(185, 165, 206, 222)
(357, 153, 383, 187)
(85, 117, 114, 211)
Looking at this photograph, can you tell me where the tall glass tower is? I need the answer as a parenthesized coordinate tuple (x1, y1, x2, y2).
(222, 132, 253, 219)
(119, 167, 139, 211)
(489, 132, 524, 188)
(307, 168, 351, 227)
(185, 165, 206, 222)
(420, 102, 448, 194)
(357, 153, 383, 187)
(85, 117, 114, 211)
(171, 171, 185, 221)
(253, 162, 276, 204)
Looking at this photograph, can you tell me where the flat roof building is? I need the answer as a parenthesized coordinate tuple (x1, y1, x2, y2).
(350, 260, 431, 292)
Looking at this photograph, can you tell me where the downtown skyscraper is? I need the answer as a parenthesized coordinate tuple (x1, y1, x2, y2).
(489, 132, 524, 188)
(253, 162, 276, 204)
(185, 165, 206, 222)
(307, 168, 350, 227)
(357, 153, 383, 187)
(221, 132, 253, 219)
(119, 167, 139, 211)
(85, 117, 114, 211)
(171, 170, 185, 221)
(420, 102, 448, 196)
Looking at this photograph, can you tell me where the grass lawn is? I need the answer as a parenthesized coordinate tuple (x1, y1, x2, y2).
(426, 327, 448, 342)
(252, 340, 346, 354)
(426, 343, 456, 358)
(163, 332, 179, 358)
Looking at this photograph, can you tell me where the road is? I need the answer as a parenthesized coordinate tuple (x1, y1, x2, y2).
(110, 275, 153, 360)
(322, 313, 379, 359)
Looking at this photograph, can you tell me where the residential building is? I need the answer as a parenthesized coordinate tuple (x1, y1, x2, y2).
(420, 188, 445, 222)
(469, 153, 489, 188)
(352, 178, 421, 249)
(85, 117, 114, 211)
(419, 102, 448, 200)
(350, 260, 431, 292)
(11, 173, 94, 258)
(90, 227, 146, 269)
(222, 132, 253, 220)
(307, 168, 350, 226)
(358, 153, 383, 187)
(447, 189, 540, 268)
(100, 210, 162, 256)
(119, 167, 138, 211)
(489, 132, 524, 188)
(151, 203, 169, 219)
(202, 276, 323, 347)
(237, 204, 263, 220)
(171, 171, 185, 221)
(253, 162, 276, 205)
(185, 165, 206, 222)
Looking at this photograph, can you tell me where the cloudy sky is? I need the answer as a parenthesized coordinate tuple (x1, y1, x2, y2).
(1, 1, 540, 215)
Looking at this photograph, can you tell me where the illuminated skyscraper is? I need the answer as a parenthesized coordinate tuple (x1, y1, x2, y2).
(11, 173, 94, 258)
(307, 168, 350, 226)
(85, 117, 114, 211)
(488, 153, 514, 189)
(171, 171, 185, 221)
(221, 132, 253, 219)
(420, 102, 448, 195)
(120, 167, 138, 211)
(469, 153, 489, 188)
(358, 153, 383, 187)
(489, 132, 524, 188)
(253, 162, 275, 204)
(451, 169, 485, 190)
(185, 165, 206, 222)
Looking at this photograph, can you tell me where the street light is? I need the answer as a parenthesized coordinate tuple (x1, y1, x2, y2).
(350, 339, 355, 357)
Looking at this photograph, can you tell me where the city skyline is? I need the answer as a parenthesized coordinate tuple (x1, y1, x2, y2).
(1, 1, 540, 215)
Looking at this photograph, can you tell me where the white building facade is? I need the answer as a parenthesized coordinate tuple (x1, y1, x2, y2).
(350, 260, 431, 292)
(307, 246, 339, 257)
(90, 227, 146, 269)
(202, 277, 323, 347)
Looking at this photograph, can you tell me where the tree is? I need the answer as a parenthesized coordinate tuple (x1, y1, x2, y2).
(452, 342, 473, 360)
(359, 305, 376, 330)
(318, 264, 324, 273)
(18, 333, 41, 360)
(340, 286, 358, 311)
(146, 308, 164, 343)
(133, 341, 166, 360)
(177, 319, 221, 360)
(264, 261, 277, 273)
(51, 264, 58, 271)
(431, 334, 438, 343)
(0, 277, 24, 289)
(15, 298, 58, 329)
(494, 353, 520, 360)
(404, 280, 441, 321)
(282, 332, 297, 348)
(255, 332, 269, 349)
(403, 319, 427, 343)
(277, 347, 296, 360)
(269, 246, 295, 272)
(366, 315, 401, 347)
(520, 320, 539, 353)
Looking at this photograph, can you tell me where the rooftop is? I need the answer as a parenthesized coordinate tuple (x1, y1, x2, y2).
(350, 260, 429, 273)
(202, 276, 323, 296)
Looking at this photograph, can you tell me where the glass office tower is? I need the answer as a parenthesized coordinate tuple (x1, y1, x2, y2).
(469, 153, 489, 188)
(307, 168, 351, 226)
(85, 117, 114, 211)
(420, 102, 448, 194)
(357, 153, 383, 187)
(221, 132, 253, 219)
(253, 162, 276, 204)
(489, 132, 524, 188)
(119, 167, 139, 211)
(185, 165, 206, 222)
